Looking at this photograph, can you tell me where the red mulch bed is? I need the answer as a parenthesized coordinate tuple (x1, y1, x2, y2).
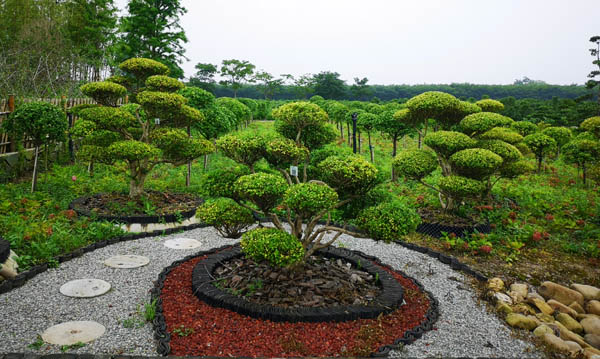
(161, 255, 432, 357)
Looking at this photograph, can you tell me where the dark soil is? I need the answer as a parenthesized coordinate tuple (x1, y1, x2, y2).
(161, 255, 432, 357)
(75, 191, 200, 217)
(213, 256, 381, 308)
(418, 207, 481, 227)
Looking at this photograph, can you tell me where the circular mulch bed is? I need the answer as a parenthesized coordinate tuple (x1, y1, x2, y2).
(159, 247, 437, 357)
(69, 191, 202, 224)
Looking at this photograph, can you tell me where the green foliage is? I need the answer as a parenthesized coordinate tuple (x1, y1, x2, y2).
(264, 137, 309, 169)
(356, 200, 421, 242)
(562, 139, 600, 168)
(438, 175, 485, 199)
(376, 109, 413, 142)
(216, 97, 252, 126)
(136, 91, 186, 119)
(542, 126, 573, 148)
(511, 121, 538, 136)
(449, 148, 503, 179)
(200, 166, 250, 198)
(178, 87, 215, 109)
(79, 107, 137, 130)
(405, 91, 461, 125)
(219, 59, 256, 97)
(197, 198, 254, 238)
(272, 102, 328, 137)
(460, 112, 514, 136)
(424, 131, 476, 158)
(216, 133, 266, 170)
(108, 140, 160, 162)
(150, 128, 213, 162)
(524, 133, 557, 156)
(145, 75, 184, 93)
(475, 99, 504, 113)
(118, 57, 170, 81)
(2, 102, 67, 146)
(356, 112, 378, 132)
(477, 140, 522, 163)
(283, 183, 338, 218)
(392, 149, 438, 180)
(195, 104, 233, 140)
(274, 120, 337, 150)
(312, 71, 347, 99)
(499, 160, 534, 178)
(309, 95, 325, 103)
(234, 172, 287, 212)
(479, 127, 524, 144)
(240, 228, 304, 267)
(80, 81, 127, 106)
(317, 156, 378, 197)
(581, 116, 600, 138)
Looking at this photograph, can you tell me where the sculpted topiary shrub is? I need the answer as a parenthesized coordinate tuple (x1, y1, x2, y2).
(240, 228, 305, 267)
(542, 126, 572, 156)
(73, 57, 214, 198)
(199, 166, 250, 198)
(356, 200, 421, 242)
(562, 139, 600, 184)
(524, 133, 557, 172)
(511, 121, 538, 136)
(475, 99, 504, 113)
(197, 198, 254, 238)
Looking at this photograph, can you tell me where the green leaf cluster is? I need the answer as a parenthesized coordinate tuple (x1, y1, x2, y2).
(80, 81, 127, 106)
(264, 138, 309, 169)
(392, 149, 437, 180)
(479, 127, 524, 144)
(283, 183, 338, 218)
(424, 131, 476, 158)
(460, 112, 514, 136)
(3, 102, 67, 146)
(240, 228, 304, 268)
(200, 166, 250, 198)
(475, 99, 504, 113)
(145, 75, 184, 93)
(511, 121, 538, 136)
(449, 148, 503, 180)
(356, 200, 421, 242)
(196, 198, 254, 238)
(216, 133, 266, 169)
(438, 176, 485, 200)
(234, 173, 287, 212)
(317, 156, 378, 196)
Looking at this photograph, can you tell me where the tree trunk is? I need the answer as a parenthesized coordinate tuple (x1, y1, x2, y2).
(368, 133, 374, 163)
(203, 154, 209, 170)
(392, 136, 398, 182)
(537, 155, 542, 173)
(418, 132, 422, 149)
(339, 122, 344, 139)
(31, 146, 40, 193)
(583, 163, 587, 185)
(358, 132, 361, 153)
(347, 123, 351, 146)
(88, 161, 94, 177)
(129, 172, 148, 198)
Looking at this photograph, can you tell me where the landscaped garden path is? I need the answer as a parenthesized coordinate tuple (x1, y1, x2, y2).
(0, 226, 542, 358)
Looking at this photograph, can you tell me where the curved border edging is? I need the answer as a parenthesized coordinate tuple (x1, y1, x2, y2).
(0, 222, 210, 296)
(191, 244, 404, 323)
(150, 245, 440, 357)
(69, 194, 203, 224)
(0, 237, 10, 263)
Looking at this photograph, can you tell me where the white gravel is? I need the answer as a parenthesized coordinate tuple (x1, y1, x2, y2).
(0, 226, 542, 358)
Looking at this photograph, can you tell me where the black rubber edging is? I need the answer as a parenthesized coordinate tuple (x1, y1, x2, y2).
(191, 244, 404, 323)
(69, 194, 203, 224)
(0, 237, 10, 263)
(416, 221, 492, 239)
(151, 245, 440, 357)
(0, 222, 210, 297)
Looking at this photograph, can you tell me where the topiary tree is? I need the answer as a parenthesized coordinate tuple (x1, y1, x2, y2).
(541, 126, 572, 157)
(73, 57, 214, 198)
(196, 198, 254, 238)
(2, 102, 67, 192)
(356, 112, 378, 162)
(581, 116, 600, 138)
(404, 91, 461, 146)
(562, 139, 600, 184)
(524, 133, 557, 172)
(356, 200, 421, 242)
(377, 109, 413, 180)
(216, 97, 252, 129)
(511, 121, 538, 136)
(475, 99, 504, 113)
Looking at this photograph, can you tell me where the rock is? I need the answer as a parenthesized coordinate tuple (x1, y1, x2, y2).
(508, 291, 524, 304)
(582, 317, 600, 336)
(0, 251, 18, 279)
(554, 321, 588, 347)
(487, 277, 505, 292)
(585, 334, 600, 350)
(506, 313, 538, 330)
(350, 273, 364, 284)
(556, 313, 584, 334)
(531, 298, 554, 316)
(510, 283, 528, 298)
(534, 324, 555, 337)
(493, 292, 513, 305)
(548, 299, 579, 318)
(536, 312, 555, 323)
(588, 301, 600, 316)
(496, 302, 512, 316)
(572, 284, 600, 301)
(570, 301, 586, 314)
(512, 303, 536, 315)
(539, 281, 585, 307)
(564, 340, 582, 352)
(583, 348, 600, 359)
(527, 292, 545, 302)
(543, 333, 572, 352)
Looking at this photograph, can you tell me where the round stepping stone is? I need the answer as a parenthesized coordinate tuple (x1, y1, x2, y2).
(60, 279, 111, 298)
(164, 237, 201, 249)
(104, 255, 149, 269)
(42, 321, 105, 345)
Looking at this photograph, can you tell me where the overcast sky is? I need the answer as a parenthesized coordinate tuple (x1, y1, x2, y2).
(114, 0, 599, 86)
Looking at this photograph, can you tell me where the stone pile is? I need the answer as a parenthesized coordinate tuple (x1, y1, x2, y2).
(487, 277, 600, 359)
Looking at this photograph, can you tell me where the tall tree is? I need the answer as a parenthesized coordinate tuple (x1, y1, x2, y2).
(312, 71, 347, 99)
(282, 73, 315, 99)
(188, 62, 218, 92)
(350, 77, 372, 100)
(219, 59, 255, 98)
(587, 35, 600, 114)
(253, 71, 283, 99)
(115, 0, 188, 79)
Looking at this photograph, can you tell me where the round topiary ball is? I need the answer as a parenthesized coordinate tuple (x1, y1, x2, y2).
(511, 121, 538, 136)
(580, 116, 600, 138)
(424, 131, 477, 158)
(200, 166, 250, 198)
(449, 148, 503, 179)
(317, 155, 378, 196)
(119, 58, 170, 80)
(80, 81, 127, 107)
(240, 227, 304, 267)
(145, 75, 185, 93)
(264, 137, 309, 169)
(475, 99, 505, 113)
(283, 182, 338, 218)
(356, 200, 421, 242)
(477, 140, 522, 163)
(542, 126, 572, 148)
(523, 133, 557, 155)
(500, 160, 534, 178)
(438, 175, 485, 199)
(392, 149, 438, 180)
(197, 198, 254, 238)
(460, 112, 514, 136)
(234, 172, 288, 212)
(478, 127, 524, 144)
(136, 91, 187, 120)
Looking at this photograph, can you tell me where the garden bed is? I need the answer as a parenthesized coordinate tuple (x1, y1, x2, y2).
(416, 207, 491, 238)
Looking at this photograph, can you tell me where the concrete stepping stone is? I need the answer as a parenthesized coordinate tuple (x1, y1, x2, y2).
(60, 279, 111, 298)
(42, 321, 105, 345)
(104, 255, 149, 269)
(164, 237, 201, 249)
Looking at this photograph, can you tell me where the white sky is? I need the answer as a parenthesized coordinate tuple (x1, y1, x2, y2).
(114, 0, 599, 85)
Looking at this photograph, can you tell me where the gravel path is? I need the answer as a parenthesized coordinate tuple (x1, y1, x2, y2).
(0, 226, 542, 358)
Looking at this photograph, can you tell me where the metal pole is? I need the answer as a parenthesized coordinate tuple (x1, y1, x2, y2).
(352, 112, 358, 154)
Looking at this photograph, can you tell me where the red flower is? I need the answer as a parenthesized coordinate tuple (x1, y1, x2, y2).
(479, 245, 492, 254)
(62, 209, 77, 219)
(545, 214, 554, 221)
(542, 232, 550, 240)
(416, 195, 424, 203)
(49, 214, 55, 219)
(449, 232, 456, 239)
(490, 223, 497, 229)
(45, 227, 53, 236)
(509, 212, 517, 220)
(532, 231, 542, 242)
(576, 219, 585, 226)
(23, 235, 32, 241)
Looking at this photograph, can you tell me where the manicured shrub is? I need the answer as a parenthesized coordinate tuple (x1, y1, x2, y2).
(150, 127, 213, 162)
(283, 182, 338, 218)
(449, 149, 503, 180)
(475, 99, 504, 113)
(317, 155, 378, 197)
(274, 120, 337, 150)
(216, 133, 266, 172)
(542, 126, 572, 154)
(216, 97, 252, 126)
(511, 121, 538, 136)
(460, 112, 514, 136)
(392, 149, 437, 180)
(524, 133, 557, 172)
(580, 116, 600, 138)
(500, 159, 535, 179)
(477, 140, 522, 163)
(200, 166, 250, 198)
(80, 81, 127, 106)
(424, 131, 477, 158)
(119, 58, 169, 80)
(234, 172, 288, 212)
(438, 175, 485, 200)
(145, 75, 184, 93)
(405, 91, 460, 121)
(264, 137, 309, 169)
(136, 91, 186, 119)
(479, 127, 524, 144)
(562, 139, 600, 184)
(78, 107, 137, 129)
(272, 102, 329, 137)
(178, 87, 215, 109)
(240, 228, 304, 267)
(197, 198, 254, 238)
(309, 95, 325, 103)
(356, 200, 421, 242)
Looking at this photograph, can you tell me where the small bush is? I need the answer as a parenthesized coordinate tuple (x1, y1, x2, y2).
(477, 140, 522, 162)
(580, 116, 600, 138)
(317, 156, 378, 196)
(216, 133, 266, 170)
(197, 198, 254, 238)
(283, 183, 338, 218)
(424, 131, 476, 158)
(178, 87, 215, 109)
(119, 58, 169, 79)
(500, 160, 534, 178)
(234, 172, 288, 212)
(393, 149, 437, 180)
(449, 148, 503, 179)
(79, 107, 137, 130)
(475, 99, 504, 113)
(80, 81, 127, 107)
(145, 75, 184, 93)
(3, 102, 67, 146)
(460, 112, 514, 136)
(136, 91, 186, 119)
(511, 121, 538, 136)
(542, 126, 572, 148)
(264, 137, 309, 169)
(200, 166, 250, 198)
(356, 200, 421, 242)
(479, 127, 523, 144)
(439, 175, 485, 199)
(240, 228, 304, 267)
